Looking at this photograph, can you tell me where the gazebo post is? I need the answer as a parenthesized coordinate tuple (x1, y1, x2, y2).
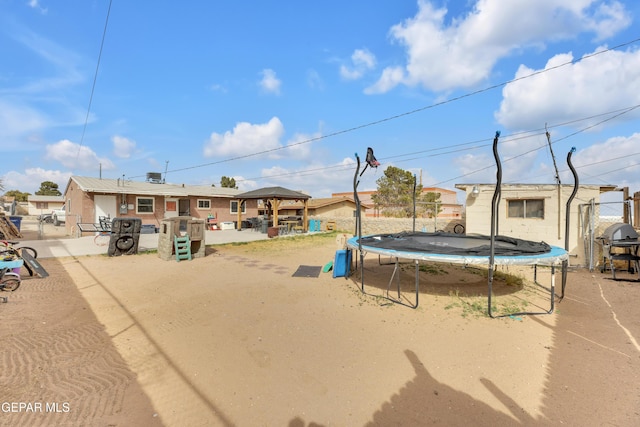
(303, 200, 309, 232)
(271, 198, 281, 228)
(236, 199, 245, 230)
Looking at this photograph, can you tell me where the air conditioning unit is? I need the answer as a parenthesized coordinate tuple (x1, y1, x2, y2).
(146, 172, 163, 183)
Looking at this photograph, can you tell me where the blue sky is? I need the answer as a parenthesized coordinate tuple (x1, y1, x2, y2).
(2, 0, 640, 215)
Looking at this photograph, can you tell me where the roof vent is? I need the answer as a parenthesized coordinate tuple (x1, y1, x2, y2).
(146, 172, 163, 184)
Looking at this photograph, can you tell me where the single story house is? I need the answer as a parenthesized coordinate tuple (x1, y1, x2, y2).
(26, 195, 65, 216)
(455, 183, 617, 267)
(61, 176, 259, 235)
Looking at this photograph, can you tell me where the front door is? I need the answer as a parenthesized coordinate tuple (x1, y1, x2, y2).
(165, 198, 179, 218)
(94, 195, 118, 222)
(179, 199, 190, 216)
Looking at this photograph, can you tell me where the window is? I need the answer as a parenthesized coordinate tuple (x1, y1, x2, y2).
(197, 199, 211, 209)
(507, 199, 544, 219)
(36, 202, 49, 209)
(136, 197, 155, 213)
(230, 200, 246, 214)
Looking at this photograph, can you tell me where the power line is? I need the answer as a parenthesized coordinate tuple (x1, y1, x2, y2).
(129, 36, 640, 180)
(430, 104, 640, 187)
(75, 0, 113, 168)
(232, 104, 640, 186)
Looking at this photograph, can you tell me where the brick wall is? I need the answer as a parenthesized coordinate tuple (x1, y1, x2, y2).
(310, 216, 464, 235)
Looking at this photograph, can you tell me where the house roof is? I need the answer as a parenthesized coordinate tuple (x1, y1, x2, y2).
(278, 196, 370, 210)
(28, 195, 65, 202)
(66, 176, 241, 198)
(235, 186, 311, 200)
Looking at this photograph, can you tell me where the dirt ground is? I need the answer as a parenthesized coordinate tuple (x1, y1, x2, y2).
(1, 230, 640, 426)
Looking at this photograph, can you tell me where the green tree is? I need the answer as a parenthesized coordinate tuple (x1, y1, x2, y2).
(4, 190, 30, 202)
(220, 176, 238, 189)
(35, 181, 62, 196)
(372, 166, 441, 218)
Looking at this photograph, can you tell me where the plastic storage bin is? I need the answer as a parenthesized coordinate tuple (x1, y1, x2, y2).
(332, 249, 352, 278)
(9, 216, 22, 231)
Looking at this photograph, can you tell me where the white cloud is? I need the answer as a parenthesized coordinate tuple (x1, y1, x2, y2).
(112, 135, 136, 159)
(2, 168, 70, 194)
(306, 69, 324, 90)
(209, 83, 228, 93)
(364, 66, 405, 94)
(340, 48, 376, 80)
(453, 134, 545, 184)
(230, 175, 258, 192)
(258, 160, 357, 197)
(584, 1, 631, 41)
(280, 131, 322, 160)
(568, 132, 640, 187)
(0, 100, 48, 149)
(45, 139, 115, 171)
(204, 117, 285, 158)
(28, 0, 48, 14)
(367, 0, 631, 93)
(496, 47, 640, 130)
(259, 69, 281, 95)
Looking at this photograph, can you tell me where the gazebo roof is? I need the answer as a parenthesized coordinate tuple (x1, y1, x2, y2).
(235, 186, 311, 200)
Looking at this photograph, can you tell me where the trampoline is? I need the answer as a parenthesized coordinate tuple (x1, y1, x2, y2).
(346, 232, 568, 313)
(349, 133, 578, 317)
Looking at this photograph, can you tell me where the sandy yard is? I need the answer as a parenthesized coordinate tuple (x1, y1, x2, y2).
(1, 231, 639, 426)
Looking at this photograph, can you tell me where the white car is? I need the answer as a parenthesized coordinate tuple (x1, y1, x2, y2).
(52, 205, 66, 226)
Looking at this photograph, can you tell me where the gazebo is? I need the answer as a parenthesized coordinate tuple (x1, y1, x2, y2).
(234, 186, 311, 232)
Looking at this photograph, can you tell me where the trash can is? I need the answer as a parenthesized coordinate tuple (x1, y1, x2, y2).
(9, 216, 22, 231)
(261, 220, 269, 233)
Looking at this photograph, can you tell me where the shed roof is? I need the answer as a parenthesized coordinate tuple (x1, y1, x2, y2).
(27, 195, 65, 202)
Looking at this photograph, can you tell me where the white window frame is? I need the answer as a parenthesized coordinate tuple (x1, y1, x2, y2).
(230, 200, 246, 214)
(197, 199, 211, 210)
(507, 199, 544, 219)
(136, 197, 155, 214)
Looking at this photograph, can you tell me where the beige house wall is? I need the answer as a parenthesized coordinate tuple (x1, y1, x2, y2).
(314, 201, 358, 217)
(458, 184, 606, 267)
(27, 198, 65, 216)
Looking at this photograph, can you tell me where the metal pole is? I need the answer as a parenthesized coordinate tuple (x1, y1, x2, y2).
(488, 131, 501, 318)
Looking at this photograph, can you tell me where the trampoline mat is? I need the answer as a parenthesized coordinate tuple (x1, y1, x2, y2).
(358, 232, 551, 256)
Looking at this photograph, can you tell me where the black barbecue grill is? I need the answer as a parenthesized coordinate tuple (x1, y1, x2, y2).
(597, 223, 640, 280)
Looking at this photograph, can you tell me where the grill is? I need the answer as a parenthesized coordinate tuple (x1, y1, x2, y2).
(598, 223, 640, 279)
(600, 223, 639, 243)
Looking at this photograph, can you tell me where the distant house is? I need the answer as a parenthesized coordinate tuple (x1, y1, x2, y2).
(262, 196, 368, 218)
(27, 195, 65, 216)
(61, 176, 258, 235)
(332, 187, 462, 218)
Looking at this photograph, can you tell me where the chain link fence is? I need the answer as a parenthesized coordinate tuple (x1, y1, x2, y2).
(579, 200, 633, 271)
